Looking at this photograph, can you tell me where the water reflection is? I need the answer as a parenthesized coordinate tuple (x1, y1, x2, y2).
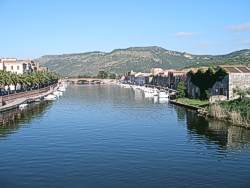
(1, 85, 250, 187)
(0, 102, 52, 138)
(1, 85, 250, 151)
(185, 109, 250, 150)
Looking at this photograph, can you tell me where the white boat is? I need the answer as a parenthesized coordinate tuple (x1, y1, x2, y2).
(143, 88, 155, 98)
(122, 84, 131, 89)
(152, 88, 159, 96)
(34, 98, 41, 102)
(58, 86, 66, 92)
(19, 103, 28, 109)
(44, 94, 57, 101)
(134, 86, 142, 90)
(159, 90, 169, 98)
(144, 91, 154, 98)
(53, 91, 63, 97)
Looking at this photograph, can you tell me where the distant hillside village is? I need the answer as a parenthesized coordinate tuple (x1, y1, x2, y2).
(121, 65, 250, 102)
(0, 58, 47, 74)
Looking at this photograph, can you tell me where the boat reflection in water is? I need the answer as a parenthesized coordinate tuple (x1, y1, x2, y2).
(0, 101, 52, 138)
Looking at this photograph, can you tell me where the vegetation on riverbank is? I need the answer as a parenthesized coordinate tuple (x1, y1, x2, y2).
(0, 70, 59, 95)
(208, 98, 250, 127)
(175, 98, 209, 108)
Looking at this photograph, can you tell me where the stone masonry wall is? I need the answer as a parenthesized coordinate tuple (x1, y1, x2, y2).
(229, 73, 250, 99)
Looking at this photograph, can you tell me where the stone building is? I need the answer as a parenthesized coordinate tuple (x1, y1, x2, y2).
(151, 69, 187, 89)
(187, 65, 250, 101)
(168, 70, 187, 89)
(151, 69, 169, 87)
(134, 72, 152, 86)
(211, 65, 250, 100)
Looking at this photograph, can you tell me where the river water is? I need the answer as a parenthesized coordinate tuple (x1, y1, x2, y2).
(0, 85, 250, 188)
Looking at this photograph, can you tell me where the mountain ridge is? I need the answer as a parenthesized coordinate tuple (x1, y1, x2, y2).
(36, 46, 250, 76)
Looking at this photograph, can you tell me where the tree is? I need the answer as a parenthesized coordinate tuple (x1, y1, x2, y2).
(177, 81, 186, 98)
(188, 67, 227, 100)
(97, 71, 108, 79)
(109, 73, 116, 79)
(0, 70, 59, 94)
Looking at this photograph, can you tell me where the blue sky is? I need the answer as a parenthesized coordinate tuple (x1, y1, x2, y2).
(0, 0, 250, 58)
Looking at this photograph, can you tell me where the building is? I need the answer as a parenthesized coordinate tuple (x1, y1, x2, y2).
(168, 70, 187, 89)
(150, 68, 164, 76)
(187, 65, 250, 101)
(134, 72, 152, 85)
(0, 58, 39, 74)
(211, 65, 250, 100)
(151, 69, 187, 89)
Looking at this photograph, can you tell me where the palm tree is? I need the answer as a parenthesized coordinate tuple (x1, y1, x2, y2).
(0, 70, 59, 94)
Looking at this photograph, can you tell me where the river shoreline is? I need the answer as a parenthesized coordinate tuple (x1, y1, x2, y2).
(0, 83, 58, 113)
(170, 98, 250, 129)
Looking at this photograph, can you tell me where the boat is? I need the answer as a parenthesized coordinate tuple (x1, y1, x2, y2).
(152, 88, 159, 96)
(58, 86, 66, 92)
(44, 94, 57, 101)
(144, 91, 154, 98)
(34, 98, 41, 102)
(19, 103, 28, 109)
(143, 88, 155, 98)
(122, 84, 131, 89)
(53, 91, 63, 97)
(158, 90, 169, 99)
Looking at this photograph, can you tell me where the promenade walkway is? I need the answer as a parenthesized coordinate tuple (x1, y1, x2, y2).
(0, 85, 58, 112)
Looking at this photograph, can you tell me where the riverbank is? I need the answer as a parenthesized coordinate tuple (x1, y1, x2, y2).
(0, 83, 58, 113)
(170, 97, 250, 129)
(170, 98, 209, 110)
(207, 99, 250, 129)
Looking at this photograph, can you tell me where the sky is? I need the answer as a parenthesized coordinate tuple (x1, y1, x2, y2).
(0, 0, 250, 58)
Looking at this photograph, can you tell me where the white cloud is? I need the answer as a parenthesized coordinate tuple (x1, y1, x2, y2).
(227, 22, 250, 32)
(175, 32, 196, 37)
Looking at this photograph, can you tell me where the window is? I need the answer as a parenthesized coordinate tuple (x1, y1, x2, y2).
(11, 65, 13, 70)
(17, 65, 19, 70)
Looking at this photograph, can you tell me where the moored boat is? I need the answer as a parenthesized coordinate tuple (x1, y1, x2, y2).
(44, 94, 57, 101)
(19, 103, 28, 109)
(158, 90, 169, 99)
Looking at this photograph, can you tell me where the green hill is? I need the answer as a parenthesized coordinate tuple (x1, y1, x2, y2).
(35, 46, 250, 76)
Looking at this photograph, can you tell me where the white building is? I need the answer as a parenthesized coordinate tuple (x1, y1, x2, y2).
(0, 58, 38, 74)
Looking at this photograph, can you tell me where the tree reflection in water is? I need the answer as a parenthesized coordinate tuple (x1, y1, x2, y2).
(185, 109, 250, 150)
(0, 102, 52, 138)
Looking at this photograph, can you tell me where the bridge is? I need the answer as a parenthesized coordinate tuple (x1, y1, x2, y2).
(64, 78, 117, 85)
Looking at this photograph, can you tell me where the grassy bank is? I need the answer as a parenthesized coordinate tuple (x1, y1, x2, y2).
(176, 98, 209, 108)
(208, 98, 250, 128)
